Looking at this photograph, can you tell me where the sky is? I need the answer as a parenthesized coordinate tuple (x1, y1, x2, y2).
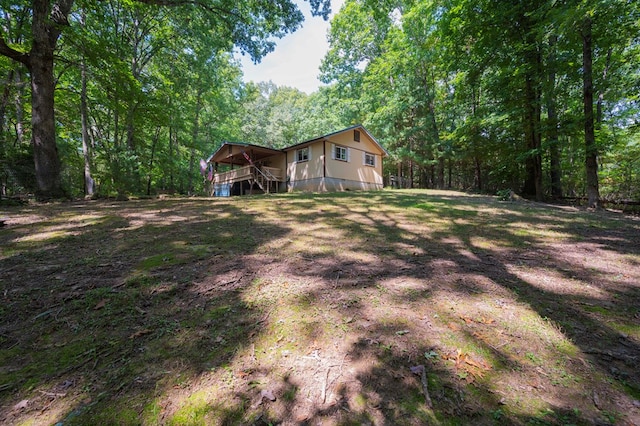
(236, 0, 345, 94)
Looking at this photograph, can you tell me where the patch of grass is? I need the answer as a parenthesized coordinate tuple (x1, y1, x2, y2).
(609, 322, 640, 339)
(525, 352, 543, 366)
(76, 406, 139, 426)
(138, 253, 179, 270)
(125, 274, 163, 287)
(1, 191, 639, 426)
(582, 304, 613, 316)
(167, 389, 214, 425)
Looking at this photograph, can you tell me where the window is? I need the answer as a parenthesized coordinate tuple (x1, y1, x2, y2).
(364, 152, 375, 167)
(354, 129, 361, 142)
(296, 147, 309, 162)
(335, 145, 348, 161)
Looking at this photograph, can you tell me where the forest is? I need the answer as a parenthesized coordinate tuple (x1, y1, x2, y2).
(1, 0, 639, 206)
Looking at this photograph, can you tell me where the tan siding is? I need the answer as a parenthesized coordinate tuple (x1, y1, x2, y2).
(282, 127, 385, 192)
(325, 131, 383, 187)
(262, 153, 286, 171)
(287, 142, 324, 183)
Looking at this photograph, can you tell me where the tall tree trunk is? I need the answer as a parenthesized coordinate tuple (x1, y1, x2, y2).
(30, 42, 64, 199)
(146, 126, 160, 195)
(0, 69, 13, 199)
(0, 0, 74, 199)
(471, 83, 482, 192)
(14, 69, 26, 145)
(169, 125, 175, 192)
(596, 48, 612, 127)
(28, 0, 73, 199)
(80, 58, 95, 196)
(438, 156, 445, 189)
(522, 49, 543, 201)
(474, 157, 482, 191)
(582, 16, 600, 208)
(409, 159, 414, 188)
(547, 35, 562, 199)
(187, 89, 202, 195)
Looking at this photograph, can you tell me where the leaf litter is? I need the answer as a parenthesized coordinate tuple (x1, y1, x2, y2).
(1, 191, 639, 425)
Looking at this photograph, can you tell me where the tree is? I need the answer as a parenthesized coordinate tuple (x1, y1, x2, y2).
(581, 15, 599, 208)
(318, 0, 639, 203)
(0, 0, 331, 199)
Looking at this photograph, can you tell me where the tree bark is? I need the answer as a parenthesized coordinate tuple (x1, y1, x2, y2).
(146, 126, 160, 195)
(30, 36, 64, 199)
(474, 156, 482, 191)
(80, 58, 95, 196)
(0, 0, 75, 199)
(582, 16, 600, 208)
(547, 35, 562, 199)
(522, 48, 543, 201)
(0, 69, 13, 199)
(188, 88, 203, 195)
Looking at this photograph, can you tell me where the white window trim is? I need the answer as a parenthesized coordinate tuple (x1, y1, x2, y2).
(364, 152, 376, 167)
(331, 144, 350, 162)
(296, 146, 310, 163)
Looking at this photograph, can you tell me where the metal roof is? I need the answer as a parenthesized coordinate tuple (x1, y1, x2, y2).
(207, 125, 388, 164)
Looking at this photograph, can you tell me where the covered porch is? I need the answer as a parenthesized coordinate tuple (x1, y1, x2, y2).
(207, 142, 285, 196)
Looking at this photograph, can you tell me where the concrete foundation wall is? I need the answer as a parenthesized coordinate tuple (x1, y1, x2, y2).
(287, 177, 383, 192)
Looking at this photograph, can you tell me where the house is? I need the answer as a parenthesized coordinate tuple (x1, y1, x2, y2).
(206, 125, 387, 196)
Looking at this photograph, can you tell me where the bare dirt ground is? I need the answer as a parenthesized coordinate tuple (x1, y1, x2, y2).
(1, 190, 639, 425)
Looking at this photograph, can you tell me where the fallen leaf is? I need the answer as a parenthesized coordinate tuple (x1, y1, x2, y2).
(593, 390, 602, 409)
(129, 329, 152, 339)
(424, 350, 439, 360)
(447, 322, 461, 331)
(13, 399, 28, 411)
(261, 389, 276, 401)
(465, 357, 491, 371)
(94, 299, 108, 310)
(410, 365, 425, 375)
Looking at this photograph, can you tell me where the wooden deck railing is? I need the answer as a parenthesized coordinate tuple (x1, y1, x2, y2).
(214, 165, 283, 185)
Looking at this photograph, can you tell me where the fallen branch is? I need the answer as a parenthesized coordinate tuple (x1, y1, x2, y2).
(38, 390, 67, 398)
(410, 365, 433, 408)
(583, 348, 638, 362)
(322, 367, 330, 404)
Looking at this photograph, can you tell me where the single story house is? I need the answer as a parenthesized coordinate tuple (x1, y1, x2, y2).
(206, 125, 387, 196)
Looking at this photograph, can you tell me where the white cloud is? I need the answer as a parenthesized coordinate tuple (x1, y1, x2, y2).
(237, 0, 344, 94)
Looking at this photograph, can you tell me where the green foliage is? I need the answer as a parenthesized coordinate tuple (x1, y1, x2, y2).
(1, 0, 638, 201)
(0, 0, 331, 198)
(317, 0, 640, 200)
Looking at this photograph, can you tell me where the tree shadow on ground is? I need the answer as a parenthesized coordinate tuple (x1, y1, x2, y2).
(1, 192, 639, 425)
(241, 191, 640, 424)
(0, 199, 289, 424)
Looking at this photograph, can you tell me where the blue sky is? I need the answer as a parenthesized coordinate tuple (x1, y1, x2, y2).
(237, 0, 344, 94)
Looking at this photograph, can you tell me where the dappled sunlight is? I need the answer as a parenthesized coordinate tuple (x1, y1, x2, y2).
(12, 228, 82, 242)
(508, 222, 575, 241)
(507, 265, 611, 298)
(2, 191, 639, 424)
(9, 213, 107, 244)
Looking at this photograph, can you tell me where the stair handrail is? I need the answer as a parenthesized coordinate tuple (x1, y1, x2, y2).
(252, 165, 274, 182)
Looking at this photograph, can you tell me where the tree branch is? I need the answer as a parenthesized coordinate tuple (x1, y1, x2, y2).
(132, 0, 241, 20)
(0, 37, 30, 66)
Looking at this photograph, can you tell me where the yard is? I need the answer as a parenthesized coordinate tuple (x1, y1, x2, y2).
(1, 190, 639, 425)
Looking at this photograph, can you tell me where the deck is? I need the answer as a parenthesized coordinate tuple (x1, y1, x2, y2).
(213, 165, 284, 195)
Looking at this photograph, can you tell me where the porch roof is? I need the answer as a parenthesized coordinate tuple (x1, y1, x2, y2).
(207, 142, 283, 166)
